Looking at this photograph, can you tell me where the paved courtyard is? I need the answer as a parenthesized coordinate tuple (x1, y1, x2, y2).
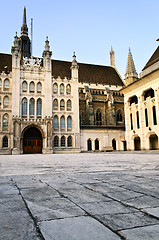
(0, 152, 159, 240)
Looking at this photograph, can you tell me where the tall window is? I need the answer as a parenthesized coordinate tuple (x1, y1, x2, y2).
(96, 109, 102, 125)
(22, 81, 27, 92)
(61, 136, 65, 147)
(53, 99, 58, 110)
(3, 96, 9, 108)
(29, 98, 35, 116)
(54, 136, 59, 147)
(22, 98, 27, 116)
(130, 113, 133, 130)
(145, 108, 148, 127)
(53, 83, 58, 94)
(0, 79, 2, 88)
(37, 98, 42, 116)
(60, 84, 64, 94)
(3, 114, 9, 128)
(67, 100, 72, 111)
(60, 116, 65, 129)
(66, 84, 71, 94)
(29, 82, 35, 92)
(153, 106, 157, 125)
(4, 79, 9, 90)
(2, 136, 8, 148)
(136, 111, 140, 129)
(67, 136, 72, 147)
(60, 99, 65, 110)
(54, 116, 59, 129)
(37, 82, 42, 93)
(67, 116, 72, 129)
(117, 110, 122, 122)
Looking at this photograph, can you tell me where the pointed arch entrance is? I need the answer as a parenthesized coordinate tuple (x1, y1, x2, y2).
(149, 134, 158, 150)
(23, 126, 42, 154)
(134, 136, 141, 150)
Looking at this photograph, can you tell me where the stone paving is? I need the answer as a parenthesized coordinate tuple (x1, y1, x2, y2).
(0, 152, 159, 240)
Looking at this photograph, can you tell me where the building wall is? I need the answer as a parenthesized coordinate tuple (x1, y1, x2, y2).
(123, 69, 159, 150)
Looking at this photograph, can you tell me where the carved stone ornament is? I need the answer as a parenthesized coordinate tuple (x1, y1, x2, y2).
(23, 57, 42, 67)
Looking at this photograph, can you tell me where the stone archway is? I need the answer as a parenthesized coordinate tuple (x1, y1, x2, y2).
(95, 139, 99, 151)
(112, 139, 116, 150)
(149, 134, 158, 150)
(23, 126, 42, 154)
(87, 139, 92, 151)
(134, 136, 141, 150)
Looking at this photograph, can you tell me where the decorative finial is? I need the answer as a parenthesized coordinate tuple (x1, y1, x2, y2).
(44, 36, 50, 51)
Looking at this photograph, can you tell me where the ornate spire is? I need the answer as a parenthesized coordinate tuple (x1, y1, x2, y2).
(110, 46, 115, 68)
(125, 48, 138, 77)
(21, 7, 28, 36)
(125, 48, 138, 85)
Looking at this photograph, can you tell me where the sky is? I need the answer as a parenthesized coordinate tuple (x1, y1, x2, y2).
(1, 0, 159, 79)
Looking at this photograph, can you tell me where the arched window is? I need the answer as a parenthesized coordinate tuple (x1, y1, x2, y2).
(53, 99, 58, 110)
(66, 84, 71, 94)
(3, 96, 9, 108)
(0, 79, 2, 88)
(54, 116, 59, 129)
(2, 136, 8, 148)
(54, 136, 59, 147)
(22, 98, 27, 116)
(67, 136, 72, 147)
(22, 81, 27, 92)
(60, 116, 65, 129)
(37, 98, 42, 116)
(4, 79, 9, 90)
(60, 83, 64, 94)
(29, 82, 35, 93)
(61, 136, 65, 147)
(144, 88, 154, 100)
(29, 98, 35, 116)
(37, 82, 42, 93)
(96, 109, 102, 125)
(3, 114, 9, 128)
(67, 116, 72, 129)
(129, 95, 138, 105)
(117, 110, 123, 122)
(60, 99, 65, 110)
(53, 83, 58, 94)
(67, 100, 72, 111)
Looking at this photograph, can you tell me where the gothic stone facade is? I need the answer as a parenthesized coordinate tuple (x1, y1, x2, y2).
(0, 8, 125, 154)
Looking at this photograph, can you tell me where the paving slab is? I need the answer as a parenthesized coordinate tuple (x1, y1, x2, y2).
(119, 224, 159, 240)
(95, 211, 159, 231)
(39, 216, 121, 240)
(1, 152, 159, 240)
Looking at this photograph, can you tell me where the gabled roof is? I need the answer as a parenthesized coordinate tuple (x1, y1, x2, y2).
(52, 60, 124, 86)
(142, 46, 159, 71)
(0, 53, 124, 86)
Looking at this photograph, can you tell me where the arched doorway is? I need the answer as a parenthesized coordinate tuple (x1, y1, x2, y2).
(149, 134, 158, 150)
(87, 139, 92, 151)
(23, 127, 42, 154)
(134, 136, 141, 150)
(95, 139, 99, 151)
(112, 139, 116, 150)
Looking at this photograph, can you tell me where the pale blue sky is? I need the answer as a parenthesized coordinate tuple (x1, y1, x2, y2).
(1, 0, 159, 78)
